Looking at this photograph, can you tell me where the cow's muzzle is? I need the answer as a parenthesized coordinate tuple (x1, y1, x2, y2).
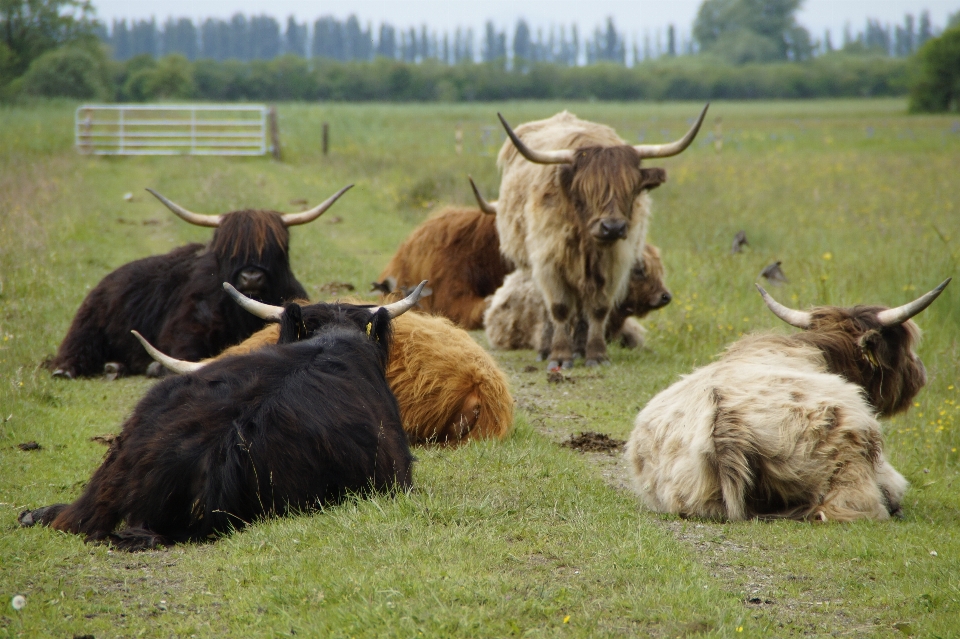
(650, 291, 672, 308)
(235, 267, 267, 297)
(592, 218, 628, 242)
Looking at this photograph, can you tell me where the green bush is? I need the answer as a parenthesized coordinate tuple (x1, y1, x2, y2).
(909, 26, 960, 113)
(20, 44, 110, 99)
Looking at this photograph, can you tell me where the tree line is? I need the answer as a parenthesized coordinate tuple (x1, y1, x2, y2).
(2, 0, 958, 111)
(100, 9, 947, 66)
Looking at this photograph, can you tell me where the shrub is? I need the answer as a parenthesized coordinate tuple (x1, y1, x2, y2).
(20, 45, 110, 99)
(909, 26, 960, 113)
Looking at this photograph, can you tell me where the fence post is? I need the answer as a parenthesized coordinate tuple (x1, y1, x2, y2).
(322, 122, 329, 155)
(268, 107, 282, 161)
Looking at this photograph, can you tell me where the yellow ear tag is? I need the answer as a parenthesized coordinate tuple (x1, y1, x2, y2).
(366, 322, 372, 336)
(864, 348, 879, 368)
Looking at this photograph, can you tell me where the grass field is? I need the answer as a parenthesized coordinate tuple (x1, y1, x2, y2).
(1, 98, 959, 638)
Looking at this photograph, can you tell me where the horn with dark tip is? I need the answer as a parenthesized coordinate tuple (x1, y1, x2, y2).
(280, 184, 354, 227)
(633, 103, 710, 159)
(756, 284, 812, 329)
(223, 282, 284, 320)
(468, 176, 498, 215)
(497, 113, 575, 165)
(131, 331, 204, 374)
(373, 280, 428, 319)
(876, 278, 951, 327)
(146, 189, 223, 227)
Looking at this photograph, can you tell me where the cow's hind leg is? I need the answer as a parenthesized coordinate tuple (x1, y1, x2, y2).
(18, 504, 69, 527)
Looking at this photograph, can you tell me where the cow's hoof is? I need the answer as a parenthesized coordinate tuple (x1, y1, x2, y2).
(584, 356, 611, 367)
(52, 368, 73, 380)
(104, 362, 121, 380)
(18, 506, 55, 527)
(547, 359, 574, 371)
(145, 362, 164, 378)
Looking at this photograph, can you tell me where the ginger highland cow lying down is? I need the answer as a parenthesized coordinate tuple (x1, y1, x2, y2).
(484, 243, 671, 358)
(626, 279, 950, 522)
(141, 283, 514, 445)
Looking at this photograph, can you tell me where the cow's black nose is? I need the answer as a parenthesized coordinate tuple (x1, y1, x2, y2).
(600, 219, 628, 239)
(237, 269, 265, 292)
(660, 292, 672, 306)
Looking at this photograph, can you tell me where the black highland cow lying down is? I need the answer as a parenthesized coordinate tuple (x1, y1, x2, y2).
(49, 185, 351, 378)
(19, 291, 423, 551)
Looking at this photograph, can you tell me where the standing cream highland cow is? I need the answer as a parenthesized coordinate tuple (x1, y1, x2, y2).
(626, 280, 950, 522)
(495, 106, 706, 369)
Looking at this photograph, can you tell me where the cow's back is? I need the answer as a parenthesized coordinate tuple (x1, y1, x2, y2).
(378, 206, 509, 329)
(51, 244, 204, 377)
(626, 335, 887, 521)
(388, 311, 514, 444)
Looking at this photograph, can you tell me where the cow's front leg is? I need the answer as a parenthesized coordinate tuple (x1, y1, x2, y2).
(584, 306, 611, 367)
(547, 302, 575, 370)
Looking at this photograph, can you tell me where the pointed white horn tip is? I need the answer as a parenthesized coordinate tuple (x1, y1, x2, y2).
(876, 277, 952, 326)
(633, 103, 711, 159)
(222, 282, 284, 320)
(756, 285, 812, 329)
(409, 280, 428, 301)
(280, 183, 354, 226)
(377, 280, 429, 319)
(497, 113, 573, 165)
(468, 176, 497, 215)
(130, 331, 202, 374)
(146, 188, 221, 227)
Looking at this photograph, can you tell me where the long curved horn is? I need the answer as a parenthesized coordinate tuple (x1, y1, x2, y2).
(131, 331, 204, 374)
(146, 189, 223, 227)
(223, 282, 284, 320)
(876, 278, 951, 327)
(280, 184, 354, 227)
(756, 284, 812, 329)
(468, 176, 498, 215)
(498, 113, 575, 165)
(372, 280, 428, 319)
(633, 103, 710, 159)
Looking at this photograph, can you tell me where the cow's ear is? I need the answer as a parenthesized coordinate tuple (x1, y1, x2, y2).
(637, 167, 667, 192)
(557, 163, 575, 195)
(366, 307, 394, 361)
(278, 303, 307, 343)
(857, 329, 886, 369)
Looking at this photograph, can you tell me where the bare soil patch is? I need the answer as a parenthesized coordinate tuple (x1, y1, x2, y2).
(561, 431, 625, 454)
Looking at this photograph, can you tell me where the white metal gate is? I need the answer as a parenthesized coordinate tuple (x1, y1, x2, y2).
(75, 104, 275, 156)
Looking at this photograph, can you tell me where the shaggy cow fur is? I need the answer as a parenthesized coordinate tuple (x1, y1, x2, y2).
(485, 243, 670, 356)
(497, 111, 680, 368)
(625, 291, 943, 522)
(20, 304, 412, 550)
(191, 297, 514, 445)
(375, 206, 513, 330)
(49, 209, 311, 378)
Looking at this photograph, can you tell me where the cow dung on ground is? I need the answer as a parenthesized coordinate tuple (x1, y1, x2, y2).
(561, 432, 625, 454)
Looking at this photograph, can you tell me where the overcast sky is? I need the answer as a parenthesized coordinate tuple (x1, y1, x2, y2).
(91, 0, 959, 41)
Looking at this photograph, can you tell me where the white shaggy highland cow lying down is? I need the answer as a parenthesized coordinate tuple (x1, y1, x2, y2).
(626, 279, 950, 522)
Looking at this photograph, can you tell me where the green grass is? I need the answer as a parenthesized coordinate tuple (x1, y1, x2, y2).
(1, 98, 959, 637)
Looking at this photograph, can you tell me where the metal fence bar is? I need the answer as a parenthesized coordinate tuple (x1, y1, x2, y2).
(76, 104, 272, 157)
